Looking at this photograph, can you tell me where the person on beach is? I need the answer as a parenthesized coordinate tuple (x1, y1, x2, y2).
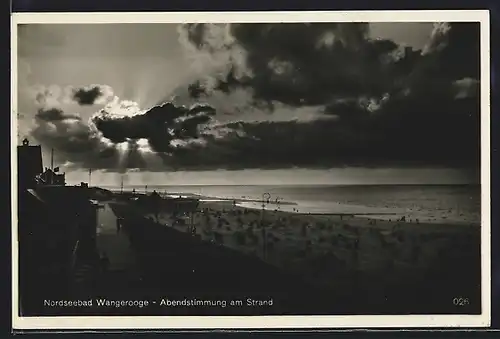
(116, 218, 121, 233)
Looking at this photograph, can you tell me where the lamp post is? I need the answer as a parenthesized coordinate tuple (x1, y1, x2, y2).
(276, 196, 283, 211)
(261, 192, 271, 259)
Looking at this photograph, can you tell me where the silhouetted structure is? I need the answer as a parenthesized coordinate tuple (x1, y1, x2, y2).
(17, 138, 43, 190)
(39, 167, 66, 186)
(17, 139, 100, 316)
(17, 138, 66, 188)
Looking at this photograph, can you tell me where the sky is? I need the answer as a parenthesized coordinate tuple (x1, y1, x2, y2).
(16, 22, 481, 185)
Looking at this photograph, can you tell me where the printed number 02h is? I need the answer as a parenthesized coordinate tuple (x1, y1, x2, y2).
(453, 297, 470, 306)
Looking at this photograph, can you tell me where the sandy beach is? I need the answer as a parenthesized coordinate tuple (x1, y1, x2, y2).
(141, 198, 480, 296)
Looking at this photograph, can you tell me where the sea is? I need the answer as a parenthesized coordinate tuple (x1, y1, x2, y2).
(103, 184, 481, 225)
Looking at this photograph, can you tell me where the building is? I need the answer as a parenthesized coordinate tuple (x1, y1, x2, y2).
(17, 138, 66, 187)
(16, 138, 96, 315)
(17, 138, 43, 190)
(39, 167, 66, 186)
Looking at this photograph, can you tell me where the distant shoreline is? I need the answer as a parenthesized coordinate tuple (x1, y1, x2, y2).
(92, 185, 480, 226)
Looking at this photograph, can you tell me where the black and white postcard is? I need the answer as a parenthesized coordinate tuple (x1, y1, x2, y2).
(11, 10, 491, 330)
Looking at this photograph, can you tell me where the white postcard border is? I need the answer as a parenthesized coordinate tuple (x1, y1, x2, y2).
(11, 10, 491, 330)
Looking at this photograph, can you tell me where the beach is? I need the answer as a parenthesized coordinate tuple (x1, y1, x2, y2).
(138, 194, 480, 305)
(88, 182, 483, 314)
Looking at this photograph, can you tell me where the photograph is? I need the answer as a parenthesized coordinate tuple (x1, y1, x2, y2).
(12, 10, 490, 329)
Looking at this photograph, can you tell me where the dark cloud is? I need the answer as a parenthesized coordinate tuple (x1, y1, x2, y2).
(30, 107, 121, 169)
(73, 86, 103, 105)
(174, 22, 480, 170)
(31, 84, 114, 108)
(406, 23, 480, 92)
(424, 22, 480, 80)
(91, 102, 216, 153)
(187, 81, 206, 99)
(29, 100, 218, 171)
(181, 23, 414, 106)
(35, 107, 81, 122)
(182, 23, 479, 108)
(166, 88, 478, 171)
